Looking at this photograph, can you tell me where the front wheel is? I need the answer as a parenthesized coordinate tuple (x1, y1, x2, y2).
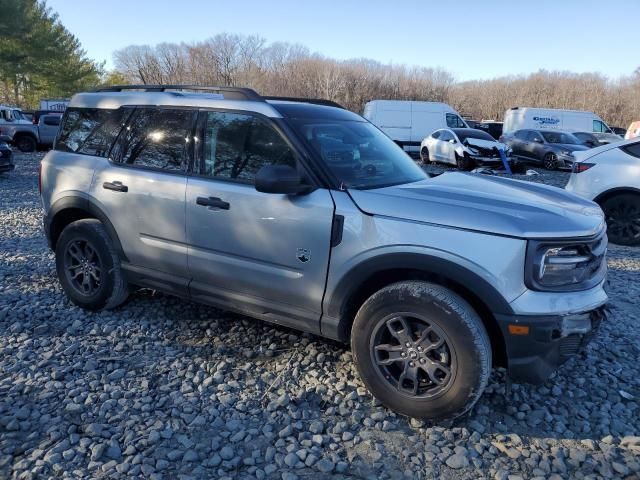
(455, 153, 472, 171)
(420, 147, 430, 164)
(351, 281, 491, 421)
(601, 194, 640, 246)
(55, 219, 129, 311)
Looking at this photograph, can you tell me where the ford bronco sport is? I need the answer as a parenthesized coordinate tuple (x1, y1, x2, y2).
(40, 85, 608, 420)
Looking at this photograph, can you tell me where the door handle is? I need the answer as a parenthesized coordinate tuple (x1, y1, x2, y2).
(103, 181, 128, 192)
(196, 196, 230, 210)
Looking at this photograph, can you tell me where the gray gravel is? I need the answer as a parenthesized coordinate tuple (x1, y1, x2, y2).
(1, 152, 639, 479)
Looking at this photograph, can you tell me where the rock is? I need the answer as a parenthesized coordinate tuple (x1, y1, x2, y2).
(220, 446, 234, 460)
(90, 443, 107, 462)
(316, 458, 335, 473)
(446, 454, 469, 469)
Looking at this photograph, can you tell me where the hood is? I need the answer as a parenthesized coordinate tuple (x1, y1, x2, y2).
(348, 173, 604, 239)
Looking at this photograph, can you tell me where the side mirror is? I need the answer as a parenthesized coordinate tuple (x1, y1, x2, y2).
(448, 138, 456, 144)
(534, 137, 543, 143)
(255, 165, 313, 195)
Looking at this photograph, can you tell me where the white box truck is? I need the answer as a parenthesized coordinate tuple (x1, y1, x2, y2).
(39, 99, 69, 111)
(503, 107, 623, 144)
(363, 100, 468, 156)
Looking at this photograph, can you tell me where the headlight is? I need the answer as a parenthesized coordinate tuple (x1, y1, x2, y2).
(467, 147, 479, 155)
(560, 150, 573, 156)
(526, 235, 607, 291)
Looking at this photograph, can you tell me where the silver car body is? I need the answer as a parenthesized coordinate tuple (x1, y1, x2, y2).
(41, 88, 609, 383)
(421, 128, 510, 166)
(566, 138, 640, 201)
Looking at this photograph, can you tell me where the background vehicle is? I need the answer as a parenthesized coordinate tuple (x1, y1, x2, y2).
(566, 139, 640, 245)
(41, 85, 608, 421)
(0, 105, 39, 152)
(37, 113, 62, 147)
(39, 98, 69, 111)
(0, 141, 13, 173)
(363, 100, 468, 157)
(573, 131, 600, 148)
(611, 126, 627, 137)
(24, 109, 66, 125)
(501, 129, 588, 170)
(503, 107, 623, 145)
(476, 121, 503, 140)
(421, 127, 512, 170)
(625, 121, 640, 140)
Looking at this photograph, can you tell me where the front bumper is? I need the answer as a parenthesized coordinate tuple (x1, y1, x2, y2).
(496, 305, 606, 384)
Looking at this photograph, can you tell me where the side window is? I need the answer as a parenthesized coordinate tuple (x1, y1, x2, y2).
(446, 113, 465, 128)
(514, 130, 528, 140)
(527, 131, 543, 142)
(43, 116, 61, 126)
(431, 131, 440, 139)
(439, 130, 452, 142)
(201, 111, 296, 182)
(622, 142, 640, 159)
(56, 108, 130, 157)
(593, 120, 609, 133)
(115, 108, 195, 172)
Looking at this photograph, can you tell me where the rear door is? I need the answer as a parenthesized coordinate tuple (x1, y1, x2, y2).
(90, 107, 196, 288)
(185, 110, 335, 330)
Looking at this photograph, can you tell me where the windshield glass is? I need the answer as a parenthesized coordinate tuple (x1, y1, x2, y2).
(289, 119, 427, 189)
(454, 129, 495, 142)
(541, 131, 579, 144)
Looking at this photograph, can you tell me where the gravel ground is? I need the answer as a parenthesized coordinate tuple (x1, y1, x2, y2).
(1, 152, 639, 480)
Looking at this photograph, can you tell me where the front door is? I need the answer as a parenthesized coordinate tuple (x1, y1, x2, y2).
(185, 110, 335, 331)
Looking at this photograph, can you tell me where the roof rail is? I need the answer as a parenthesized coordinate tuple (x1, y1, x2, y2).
(91, 85, 262, 101)
(263, 96, 345, 109)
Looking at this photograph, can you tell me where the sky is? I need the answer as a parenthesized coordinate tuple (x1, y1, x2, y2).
(47, 0, 638, 82)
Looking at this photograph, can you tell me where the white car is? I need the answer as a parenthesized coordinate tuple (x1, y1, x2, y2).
(565, 138, 640, 245)
(420, 128, 512, 170)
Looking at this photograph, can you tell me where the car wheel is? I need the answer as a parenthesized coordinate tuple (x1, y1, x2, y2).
(601, 194, 640, 246)
(351, 281, 491, 421)
(55, 219, 129, 311)
(420, 147, 430, 164)
(15, 135, 37, 153)
(543, 152, 557, 170)
(455, 153, 472, 171)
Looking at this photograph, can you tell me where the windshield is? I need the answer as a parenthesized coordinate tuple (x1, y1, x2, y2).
(289, 119, 427, 189)
(454, 129, 495, 142)
(541, 131, 579, 144)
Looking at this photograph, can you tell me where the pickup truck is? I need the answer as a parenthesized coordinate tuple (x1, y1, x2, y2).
(0, 106, 61, 152)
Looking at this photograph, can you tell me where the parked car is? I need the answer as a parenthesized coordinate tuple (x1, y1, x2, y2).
(0, 105, 39, 152)
(465, 119, 481, 129)
(37, 113, 62, 147)
(24, 109, 65, 126)
(572, 132, 601, 148)
(611, 126, 627, 137)
(625, 121, 640, 140)
(0, 141, 14, 173)
(420, 128, 512, 170)
(503, 107, 623, 145)
(41, 85, 608, 421)
(566, 138, 640, 246)
(363, 100, 468, 157)
(477, 121, 504, 140)
(500, 129, 589, 170)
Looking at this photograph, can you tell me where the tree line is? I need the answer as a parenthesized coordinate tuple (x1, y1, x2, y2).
(0, 0, 102, 107)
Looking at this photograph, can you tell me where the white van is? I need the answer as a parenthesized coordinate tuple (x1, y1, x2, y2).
(503, 107, 623, 144)
(363, 100, 468, 155)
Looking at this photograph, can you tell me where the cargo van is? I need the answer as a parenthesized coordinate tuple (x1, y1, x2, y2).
(503, 107, 623, 144)
(363, 100, 468, 156)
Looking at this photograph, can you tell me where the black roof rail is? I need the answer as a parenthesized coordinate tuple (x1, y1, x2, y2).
(91, 85, 262, 101)
(262, 96, 345, 109)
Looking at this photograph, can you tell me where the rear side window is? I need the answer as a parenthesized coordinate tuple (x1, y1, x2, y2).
(43, 116, 61, 126)
(56, 108, 130, 157)
(431, 131, 441, 139)
(622, 142, 640, 159)
(200, 111, 296, 182)
(113, 108, 196, 172)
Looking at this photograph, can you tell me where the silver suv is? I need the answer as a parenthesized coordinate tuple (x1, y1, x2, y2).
(40, 85, 608, 420)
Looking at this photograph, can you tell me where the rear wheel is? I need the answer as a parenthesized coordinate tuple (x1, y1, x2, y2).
(15, 135, 37, 153)
(601, 194, 640, 246)
(55, 219, 129, 311)
(543, 152, 558, 170)
(351, 281, 491, 420)
(420, 147, 430, 164)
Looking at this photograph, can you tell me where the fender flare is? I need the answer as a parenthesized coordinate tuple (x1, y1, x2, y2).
(323, 252, 514, 340)
(593, 186, 640, 204)
(47, 195, 128, 261)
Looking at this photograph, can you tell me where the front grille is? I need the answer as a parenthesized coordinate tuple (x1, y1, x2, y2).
(559, 334, 582, 360)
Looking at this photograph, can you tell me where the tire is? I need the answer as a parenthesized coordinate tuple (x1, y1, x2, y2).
(420, 147, 430, 164)
(15, 135, 37, 153)
(351, 281, 491, 421)
(55, 219, 129, 311)
(455, 153, 472, 171)
(601, 194, 640, 246)
(543, 152, 557, 170)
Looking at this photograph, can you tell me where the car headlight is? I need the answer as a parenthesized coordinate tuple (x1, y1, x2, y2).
(560, 150, 573, 157)
(467, 147, 479, 155)
(526, 235, 607, 291)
